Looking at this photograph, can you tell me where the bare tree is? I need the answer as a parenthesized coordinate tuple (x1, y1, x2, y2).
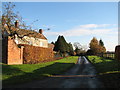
(2, 2, 38, 39)
(73, 42, 82, 50)
(81, 45, 88, 52)
(2, 2, 17, 34)
(2, 2, 34, 30)
(73, 42, 87, 55)
(2, 2, 51, 40)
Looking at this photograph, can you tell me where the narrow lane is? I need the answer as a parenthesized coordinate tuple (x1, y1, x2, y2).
(58, 56, 103, 88)
(5, 56, 104, 88)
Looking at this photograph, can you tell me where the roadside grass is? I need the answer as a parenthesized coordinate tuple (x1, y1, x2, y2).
(2, 56, 78, 86)
(87, 56, 120, 88)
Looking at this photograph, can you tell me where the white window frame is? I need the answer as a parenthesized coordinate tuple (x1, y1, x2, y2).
(40, 42, 43, 46)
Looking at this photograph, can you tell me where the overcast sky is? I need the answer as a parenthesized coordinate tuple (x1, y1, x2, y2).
(3, 2, 118, 51)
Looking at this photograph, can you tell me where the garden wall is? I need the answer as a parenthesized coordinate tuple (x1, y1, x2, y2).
(19, 44, 54, 64)
(2, 37, 23, 65)
(115, 45, 120, 61)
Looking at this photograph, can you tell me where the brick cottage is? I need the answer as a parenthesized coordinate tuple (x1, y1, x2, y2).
(2, 20, 54, 65)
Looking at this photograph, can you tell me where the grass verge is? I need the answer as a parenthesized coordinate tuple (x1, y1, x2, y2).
(87, 56, 120, 88)
(2, 56, 78, 86)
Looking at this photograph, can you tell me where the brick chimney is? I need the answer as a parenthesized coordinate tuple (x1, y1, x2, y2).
(39, 29, 43, 34)
(15, 20, 19, 28)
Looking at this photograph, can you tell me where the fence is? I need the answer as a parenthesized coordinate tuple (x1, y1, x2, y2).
(97, 52, 115, 60)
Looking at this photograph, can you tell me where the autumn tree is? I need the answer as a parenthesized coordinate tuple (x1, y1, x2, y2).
(87, 37, 106, 55)
(89, 37, 100, 55)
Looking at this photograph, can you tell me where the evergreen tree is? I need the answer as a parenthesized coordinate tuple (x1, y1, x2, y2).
(54, 35, 69, 54)
(60, 36, 69, 52)
(99, 39, 106, 53)
(99, 39, 104, 46)
(68, 42, 74, 55)
(51, 41, 55, 45)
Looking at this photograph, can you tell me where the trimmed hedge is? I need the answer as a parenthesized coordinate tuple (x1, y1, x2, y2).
(19, 44, 54, 64)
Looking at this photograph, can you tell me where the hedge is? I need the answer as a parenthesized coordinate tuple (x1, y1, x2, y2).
(19, 44, 54, 64)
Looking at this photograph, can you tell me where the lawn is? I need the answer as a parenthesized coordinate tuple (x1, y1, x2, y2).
(2, 56, 78, 86)
(87, 56, 120, 88)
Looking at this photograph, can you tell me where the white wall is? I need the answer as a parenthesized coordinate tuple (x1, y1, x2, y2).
(14, 35, 48, 48)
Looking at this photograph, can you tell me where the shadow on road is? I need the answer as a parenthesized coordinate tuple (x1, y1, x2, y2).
(3, 56, 105, 88)
(2, 62, 75, 87)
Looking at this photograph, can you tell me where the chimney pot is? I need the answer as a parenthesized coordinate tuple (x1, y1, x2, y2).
(15, 20, 19, 28)
(39, 29, 43, 34)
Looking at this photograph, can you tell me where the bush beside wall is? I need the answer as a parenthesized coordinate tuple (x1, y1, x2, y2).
(19, 44, 54, 64)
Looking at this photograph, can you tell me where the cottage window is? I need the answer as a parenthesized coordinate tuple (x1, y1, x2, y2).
(40, 42, 43, 46)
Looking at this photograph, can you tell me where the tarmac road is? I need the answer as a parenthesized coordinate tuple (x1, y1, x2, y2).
(4, 56, 104, 88)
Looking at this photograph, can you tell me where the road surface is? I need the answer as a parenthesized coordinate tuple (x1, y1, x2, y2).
(4, 56, 104, 88)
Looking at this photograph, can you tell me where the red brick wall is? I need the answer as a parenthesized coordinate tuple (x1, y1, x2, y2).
(7, 38, 23, 65)
(115, 45, 120, 61)
(19, 44, 54, 64)
(3, 37, 54, 64)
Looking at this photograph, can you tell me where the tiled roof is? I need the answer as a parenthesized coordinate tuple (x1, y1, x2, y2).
(3, 26, 47, 40)
(16, 29, 47, 40)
